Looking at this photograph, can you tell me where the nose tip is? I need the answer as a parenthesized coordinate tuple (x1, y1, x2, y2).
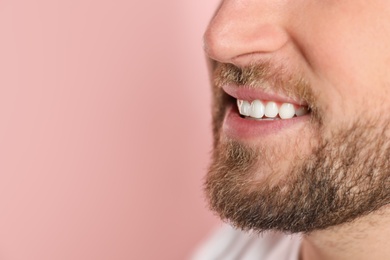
(204, 1, 290, 65)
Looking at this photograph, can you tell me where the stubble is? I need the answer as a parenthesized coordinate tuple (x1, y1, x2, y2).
(204, 62, 390, 233)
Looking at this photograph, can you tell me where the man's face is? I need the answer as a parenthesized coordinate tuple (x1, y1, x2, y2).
(204, 1, 390, 233)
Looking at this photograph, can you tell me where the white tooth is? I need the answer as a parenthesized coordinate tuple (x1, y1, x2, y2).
(237, 100, 243, 114)
(279, 103, 295, 119)
(295, 106, 309, 116)
(261, 118, 280, 121)
(241, 101, 251, 116)
(250, 100, 265, 119)
(265, 101, 279, 118)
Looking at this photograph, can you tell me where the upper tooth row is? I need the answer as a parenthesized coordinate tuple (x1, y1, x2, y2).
(237, 100, 309, 119)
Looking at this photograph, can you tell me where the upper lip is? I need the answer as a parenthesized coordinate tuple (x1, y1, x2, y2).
(222, 84, 307, 106)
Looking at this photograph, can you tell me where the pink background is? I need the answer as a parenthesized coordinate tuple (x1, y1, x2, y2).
(0, 0, 221, 259)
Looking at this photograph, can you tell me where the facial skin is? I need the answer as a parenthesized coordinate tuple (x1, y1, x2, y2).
(204, 1, 390, 259)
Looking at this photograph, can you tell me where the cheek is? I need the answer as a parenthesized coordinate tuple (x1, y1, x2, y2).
(323, 46, 390, 119)
(296, 10, 390, 121)
(293, 1, 390, 115)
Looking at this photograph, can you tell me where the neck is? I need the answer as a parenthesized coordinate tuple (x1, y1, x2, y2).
(300, 206, 390, 260)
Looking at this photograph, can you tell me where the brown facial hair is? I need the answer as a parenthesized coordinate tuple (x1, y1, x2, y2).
(205, 62, 390, 233)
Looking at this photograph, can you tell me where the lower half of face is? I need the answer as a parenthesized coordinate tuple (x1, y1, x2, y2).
(205, 66, 390, 234)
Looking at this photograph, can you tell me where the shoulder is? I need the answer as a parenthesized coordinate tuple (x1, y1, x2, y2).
(191, 224, 302, 260)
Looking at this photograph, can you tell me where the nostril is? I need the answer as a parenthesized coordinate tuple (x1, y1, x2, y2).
(204, 22, 290, 64)
(203, 1, 290, 64)
(203, 26, 228, 62)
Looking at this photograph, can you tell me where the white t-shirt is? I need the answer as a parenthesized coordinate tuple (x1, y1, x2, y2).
(191, 224, 302, 260)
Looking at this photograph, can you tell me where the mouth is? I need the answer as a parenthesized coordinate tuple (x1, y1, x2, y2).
(221, 85, 312, 140)
(237, 99, 310, 120)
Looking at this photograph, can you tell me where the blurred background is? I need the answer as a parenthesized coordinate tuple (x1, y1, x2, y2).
(0, 0, 220, 259)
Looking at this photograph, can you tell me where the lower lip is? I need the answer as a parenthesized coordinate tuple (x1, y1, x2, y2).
(222, 104, 310, 140)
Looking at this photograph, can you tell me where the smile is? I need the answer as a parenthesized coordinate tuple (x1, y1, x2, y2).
(221, 85, 312, 139)
(237, 99, 310, 120)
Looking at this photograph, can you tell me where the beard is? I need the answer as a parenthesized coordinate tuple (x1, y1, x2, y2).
(204, 62, 390, 234)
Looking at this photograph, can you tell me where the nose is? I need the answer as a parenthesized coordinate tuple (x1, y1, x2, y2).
(204, 0, 290, 65)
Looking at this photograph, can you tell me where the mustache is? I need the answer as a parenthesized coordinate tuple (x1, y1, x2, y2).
(213, 61, 316, 107)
